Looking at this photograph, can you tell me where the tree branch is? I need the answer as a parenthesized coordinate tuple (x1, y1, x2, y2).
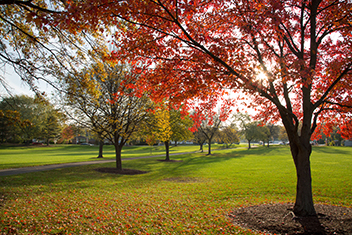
(313, 61, 352, 110)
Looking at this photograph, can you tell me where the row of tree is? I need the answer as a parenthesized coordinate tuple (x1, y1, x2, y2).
(1, 0, 351, 217)
(1, 92, 291, 154)
(0, 95, 63, 145)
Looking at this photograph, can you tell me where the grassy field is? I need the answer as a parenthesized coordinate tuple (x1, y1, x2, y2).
(0, 145, 351, 234)
(0, 144, 243, 170)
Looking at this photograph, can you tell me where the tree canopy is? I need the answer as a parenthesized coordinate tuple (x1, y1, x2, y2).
(3, 0, 351, 217)
(63, 59, 152, 170)
(0, 95, 63, 144)
(64, 0, 352, 216)
(0, 0, 104, 95)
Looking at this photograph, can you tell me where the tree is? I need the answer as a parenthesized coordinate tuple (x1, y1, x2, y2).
(190, 97, 234, 155)
(0, 95, 53, 144)
(63, 61, 152, 170)
(257, 125, 271, 147)
(278, 125, 289, 143)
(169, 107, 194, 146)
(41, 110, 64, 145)
(264, 124, 281, 147)
(215, 124, 239, 148)
(61, 125, 75, 144)
(193, 128, 207, 152)
(70, 0, 352, 216)
(154, 106, 173, 161)
(0, 1, 103, 96)
(235, 112, 269, 149)
(141, 104, 193, 160)
(0, 110, 31, 143)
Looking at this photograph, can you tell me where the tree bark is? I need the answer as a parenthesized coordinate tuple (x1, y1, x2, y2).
(247, 140, 251, 149)
(97, 140, 104, 158)
(291, 141, 316, 216)
(164, 141, 170, 161)
(199, 143, 203, 152)
(114, 144, 122, 170)
(207, 140, 212, 155)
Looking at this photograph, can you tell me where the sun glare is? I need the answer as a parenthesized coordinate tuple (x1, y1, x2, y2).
(256, 71, 267, 81)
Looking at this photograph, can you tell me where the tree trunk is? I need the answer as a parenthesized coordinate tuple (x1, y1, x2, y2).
(97, 140, 104, 158)
(199, 143, 203, 152)
(207, 140, 212, 155)
(164, 141, 170, 161)
(114, 144, 122, 170)
(248, 140, 251, 149)
(291, 142, 316, 216)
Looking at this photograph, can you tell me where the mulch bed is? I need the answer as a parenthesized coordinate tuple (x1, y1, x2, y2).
(230, 203, 352, 234)
(94, 168, 148, 175)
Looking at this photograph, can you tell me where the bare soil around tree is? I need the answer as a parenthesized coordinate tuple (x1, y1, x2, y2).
(230, 203, 352, 234)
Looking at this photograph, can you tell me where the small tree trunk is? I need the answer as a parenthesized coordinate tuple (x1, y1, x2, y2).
(291, 143, 316, 216)
(248, 140, 251, 149)
(207, 140, 212, 155)
(97, 140, 104, 158)
(199, 143, 203, 152)
(164, 141, 170, 161)
(114, 144, 123, 170)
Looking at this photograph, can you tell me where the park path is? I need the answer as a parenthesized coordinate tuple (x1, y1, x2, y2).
(0, 152, 196, 177)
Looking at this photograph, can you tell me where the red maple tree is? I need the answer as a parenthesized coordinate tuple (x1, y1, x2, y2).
(189, 95, 234, 155)
(65, 0, 352, 216)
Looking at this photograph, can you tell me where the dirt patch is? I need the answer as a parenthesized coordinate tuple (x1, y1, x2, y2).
(230, 203, 352, 234)
(95, 168, 148, 175)
(157, 159, 183, 162)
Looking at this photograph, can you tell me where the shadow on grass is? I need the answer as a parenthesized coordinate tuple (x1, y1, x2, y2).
(312, 146, 352, 155)
(0, 150, 247, 192)
(1, 146, 294, 197)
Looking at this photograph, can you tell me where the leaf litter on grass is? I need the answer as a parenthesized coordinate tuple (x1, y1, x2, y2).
(0, 180, 252, 234)
(0, 146, 351, 234)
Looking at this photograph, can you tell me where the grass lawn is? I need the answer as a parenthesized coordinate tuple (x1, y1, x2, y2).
(0, 143, 248, 170)
(0, 144, 244, 170)
(0, 146, 351, 234)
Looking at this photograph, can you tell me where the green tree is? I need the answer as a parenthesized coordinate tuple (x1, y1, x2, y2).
(41, 111, 64, 145)
(0, 110, 31, 143)
(193, 129, 207, 153)
(215, 124, 239, 148)
(243, 122, 262, 149)
(278, 126, 289, 143)
(256, 125, 271, 147)
(0, 95, 49, 144)
(234, 112, 263, 149)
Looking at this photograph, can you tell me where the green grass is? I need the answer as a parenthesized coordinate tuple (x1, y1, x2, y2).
(0, 143, 246, 170)
(0, 146, 351, 234)
(0, 144, 189, 169)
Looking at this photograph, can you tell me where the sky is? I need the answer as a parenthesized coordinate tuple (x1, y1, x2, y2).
(0, 65, 55, 98)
